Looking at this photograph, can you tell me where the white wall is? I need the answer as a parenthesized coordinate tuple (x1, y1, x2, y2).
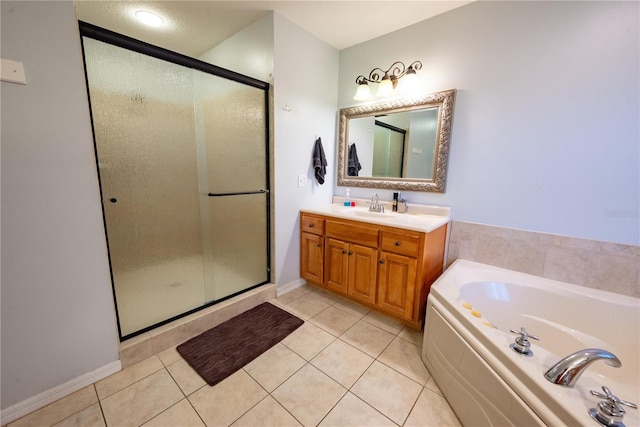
(198, 13, 274, 83)
(338, 1, 639, 246)
(1, 1, 120, 410)
(273, 13, 339, 287)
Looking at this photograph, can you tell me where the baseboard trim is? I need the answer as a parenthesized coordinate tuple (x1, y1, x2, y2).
(0, 360, 121, 425)
(277, 278, 306, 296)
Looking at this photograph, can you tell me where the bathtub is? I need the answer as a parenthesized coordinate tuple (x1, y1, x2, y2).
(422, 259, 639, 427)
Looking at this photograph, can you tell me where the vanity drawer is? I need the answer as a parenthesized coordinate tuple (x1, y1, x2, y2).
(301, 214, 325, 235)
(381, 230, 420, 257)
(325, 220, 379, 248)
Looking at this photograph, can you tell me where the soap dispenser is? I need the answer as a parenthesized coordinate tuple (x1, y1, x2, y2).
(344, 189, 351, 207)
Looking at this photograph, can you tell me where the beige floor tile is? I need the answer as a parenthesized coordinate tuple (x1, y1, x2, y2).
(398, 325, 424, 347)
(188, 369, 267, 426)
(425, 376, 444, 397)
(157, 346, 182, 366)
(142, 399, 205, 427)
(101, 369, 183, 427)
(319, 392, 396, 427)
(285, 295, 330, 320)
(378, 337, 430, 385)
(404, 388, 461, 427)
(311, 340, 373, 388)
(244, 343, 306, 392)
(362, 311, 404, 335)
(272, 364, 346, 427)
(351, 361, 422, 425)
(309, 306, 359, 336)
(52, 402, 104, 427)
(9, 386, 98, 427)
(306, 287, 341, 305)
(332, 297, 370, 318)
(231, 396, 302, 427)
(273, 288, 306, 306)
(340, 320, 394, 357)
(281, 322, 335, 361)
(166, 358, 206, 396)
(95, 355, 164, 399)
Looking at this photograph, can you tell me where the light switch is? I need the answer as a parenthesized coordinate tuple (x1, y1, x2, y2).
(298, 174, 307, 187)
(1, 58, 27, 85)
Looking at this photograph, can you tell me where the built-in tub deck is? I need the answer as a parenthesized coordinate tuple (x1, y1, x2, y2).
(422, 259, 639, 427)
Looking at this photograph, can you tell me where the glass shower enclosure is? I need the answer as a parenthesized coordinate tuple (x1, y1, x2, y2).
(79, 22, 270, 340)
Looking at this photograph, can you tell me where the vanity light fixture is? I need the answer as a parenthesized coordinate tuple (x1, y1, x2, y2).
(134, 10, 165, 27)
(354, 60, 422, 100)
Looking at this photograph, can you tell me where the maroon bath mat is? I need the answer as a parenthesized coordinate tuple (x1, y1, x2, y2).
(176, 302, 303, 386)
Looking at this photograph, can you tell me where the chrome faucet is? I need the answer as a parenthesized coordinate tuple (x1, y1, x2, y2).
(544, 348, 622, 387)
(369, 193, 384, 213)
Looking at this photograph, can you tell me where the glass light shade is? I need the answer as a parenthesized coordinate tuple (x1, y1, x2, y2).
(135, 10, 165, 27)
(353, 82, 371, 101)
(376, 77, 394, 97)
(403, 70, 417, 90)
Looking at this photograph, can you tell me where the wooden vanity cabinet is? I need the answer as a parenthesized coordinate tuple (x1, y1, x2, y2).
(324, 238, 378, 304)
(300, 212, 447, 329)
(324, 219, 379, 304)
(300, 215, 325, 284)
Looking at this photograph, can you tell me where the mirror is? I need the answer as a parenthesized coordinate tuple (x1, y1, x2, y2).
(337, 89, 456, 192)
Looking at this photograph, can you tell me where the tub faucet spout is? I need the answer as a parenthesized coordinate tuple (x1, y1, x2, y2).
(544, 348, 622, 388)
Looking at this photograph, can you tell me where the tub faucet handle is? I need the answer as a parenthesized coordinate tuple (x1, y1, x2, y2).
(509, 327, 539, 356)
(510, 327, 539, 342)
(589, 385, 637, 427)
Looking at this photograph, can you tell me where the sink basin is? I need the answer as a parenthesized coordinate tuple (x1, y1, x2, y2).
(352, 210, 395, 219)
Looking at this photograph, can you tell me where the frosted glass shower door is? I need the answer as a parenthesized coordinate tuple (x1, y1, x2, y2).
(81, 23, 270, 339)
(83, 38, 206, 337)
(194, 71, 269, 302)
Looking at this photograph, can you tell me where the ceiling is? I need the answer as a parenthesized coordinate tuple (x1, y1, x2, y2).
(74, 1, 473, 57)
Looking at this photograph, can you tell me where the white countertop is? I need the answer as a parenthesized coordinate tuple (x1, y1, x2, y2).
(301, 203, 450, 233)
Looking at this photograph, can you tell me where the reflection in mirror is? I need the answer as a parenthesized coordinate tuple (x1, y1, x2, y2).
(338, 89, 456, 192)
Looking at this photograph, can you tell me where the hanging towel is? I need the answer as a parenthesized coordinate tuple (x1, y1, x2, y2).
(348, 143, 362, 176)
(313, 137, 328, 184)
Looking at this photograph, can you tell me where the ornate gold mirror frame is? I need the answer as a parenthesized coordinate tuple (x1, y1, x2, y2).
(337, 89, 456, 192)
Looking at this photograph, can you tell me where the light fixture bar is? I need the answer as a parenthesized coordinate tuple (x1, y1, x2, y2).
(354, 60, 422, 100)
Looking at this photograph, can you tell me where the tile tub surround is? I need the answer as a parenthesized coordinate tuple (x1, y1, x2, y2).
(119, 284, 277, 368)
(447, 221, 640, 298)
(7, 286, 461, 427)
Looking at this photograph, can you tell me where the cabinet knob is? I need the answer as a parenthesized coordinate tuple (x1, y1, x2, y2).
(379, 259, 385, 264)
(342, 249, 347, 254)
(395, 241, 401, 246)
(317, 243, 322, 247)
(308, 224, 314, 228)
(348, 251, 353, 256)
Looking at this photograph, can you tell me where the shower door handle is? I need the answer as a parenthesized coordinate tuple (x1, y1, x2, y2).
(207, 189, 268, 197)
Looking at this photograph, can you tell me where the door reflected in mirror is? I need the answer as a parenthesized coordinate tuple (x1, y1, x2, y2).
(338, 89, 456, 193)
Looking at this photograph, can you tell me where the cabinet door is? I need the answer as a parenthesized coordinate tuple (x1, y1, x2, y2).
(300, 232, 324, 285)
(324, 238, 349, 295)
(347, 244, 378, 305)
(377, 252, 417, 319)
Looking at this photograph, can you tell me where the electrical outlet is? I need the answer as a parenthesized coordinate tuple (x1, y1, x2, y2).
(298, 174, 307, 187)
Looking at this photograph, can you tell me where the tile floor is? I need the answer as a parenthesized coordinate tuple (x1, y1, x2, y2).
(8, 285, 461, 427)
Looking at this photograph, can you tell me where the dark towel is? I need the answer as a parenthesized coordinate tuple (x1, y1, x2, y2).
(348, 143, 362, 176)
(313, 137, 328, 184)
